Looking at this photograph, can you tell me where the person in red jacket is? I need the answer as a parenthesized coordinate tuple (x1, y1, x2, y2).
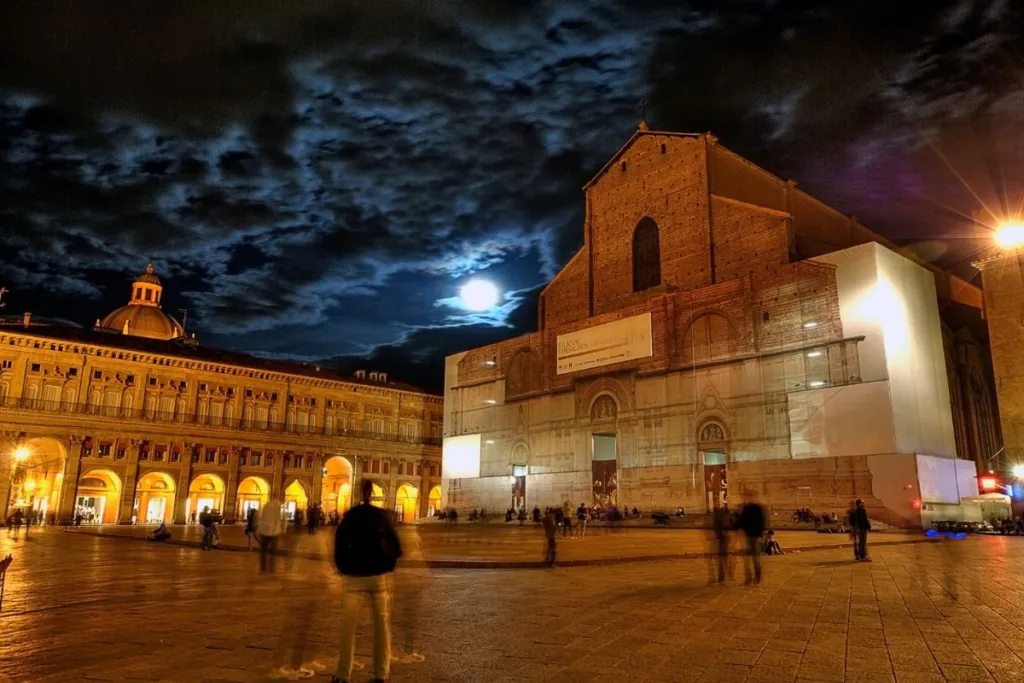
(331, 479, 403, 683)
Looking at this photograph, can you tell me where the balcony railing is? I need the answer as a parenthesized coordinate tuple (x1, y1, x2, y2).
(0, 396, 442, 447)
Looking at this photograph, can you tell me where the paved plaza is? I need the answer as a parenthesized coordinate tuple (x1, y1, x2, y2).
(2, 529, 1024, 682)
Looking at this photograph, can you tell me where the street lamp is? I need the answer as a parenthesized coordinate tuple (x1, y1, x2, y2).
(14, 446, 29, 461)
(995, 221, 1024, 250)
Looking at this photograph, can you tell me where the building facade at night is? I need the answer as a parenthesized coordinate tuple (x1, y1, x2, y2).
(0, 265, 443, 525)
(442, 128, 1001, 527)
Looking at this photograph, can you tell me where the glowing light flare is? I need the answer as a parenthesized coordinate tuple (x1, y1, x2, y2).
(1012, 464, 1024, 479)
(459, 279, 500, 312)
(14, 446, 29, 461)
(995, 221, 1024, 249)
(24, 480, 35, 490)
(980, 477, 997, 490)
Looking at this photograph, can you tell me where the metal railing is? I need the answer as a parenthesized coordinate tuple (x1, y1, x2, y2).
(0, 396, 442, 447)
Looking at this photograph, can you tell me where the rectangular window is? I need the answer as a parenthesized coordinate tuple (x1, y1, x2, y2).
(219, 452, 229, 465)
(68, 367, 78, 377)
(251, 452, 261, 467)
(97, 443, 112, 457)
(205, 449, 216, 463)
(154, 448, 165, 462)
(246, 389, 253, 397)
(306, 457, 313, 470)
(271, 392, 278, 401)
(265, 453, 274, 468)
(430, 464, 438, 477)
(416, 463, 422, 476)
(371, 459, 380, 474)
(239, 454, 247, 466)
(171, 451, 180, 463)
(293, 455, 302, 469)
(144, 289, 152, 301)
(374, 420, 383, 438)
(93, 370, 102, 380)
(0, 360, 12, 369)
(383, 460, 390, 474)
(283, 455, 291, 468)
(139, 448, 149, 461)
(31, 363, 41, 373)
(149, 377, 157, 386)
(115, 447, 126, 460)
(310, 398, 316, 407)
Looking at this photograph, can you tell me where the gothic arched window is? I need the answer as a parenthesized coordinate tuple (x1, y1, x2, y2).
(632, 217, 661, 292)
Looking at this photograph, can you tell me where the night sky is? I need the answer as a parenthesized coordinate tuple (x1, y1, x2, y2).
(2, 2, 1022, 393)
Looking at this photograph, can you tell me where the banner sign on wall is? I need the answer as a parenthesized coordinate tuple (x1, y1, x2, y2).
(556, 312, 653, 375)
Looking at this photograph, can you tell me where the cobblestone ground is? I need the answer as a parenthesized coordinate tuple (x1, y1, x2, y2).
(1, 529, 1023, 683)
(63, 522, 931, 565)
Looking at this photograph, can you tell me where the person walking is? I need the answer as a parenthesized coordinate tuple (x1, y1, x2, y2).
(738, 496, 765, 585)
(331, 479, 402, 683)
(307, 504, 319, 535)
(257, 496, 284, 573)
(244, 507, 258, 551)
(575, 503, 588, 539)
(542, 508, 557, 567)
(710, 504, 732, 583)
(199, 506, 215, 550)
(8, 509, 24, 539)
(851, 499, 872, 562)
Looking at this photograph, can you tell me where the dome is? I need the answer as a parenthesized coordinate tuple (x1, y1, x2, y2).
(99, 305, 184, 341)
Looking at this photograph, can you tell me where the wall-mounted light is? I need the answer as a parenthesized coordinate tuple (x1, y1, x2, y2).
(806, 351, 822, 358)
(809, 380, 826, 388)
(802, 321, 818, 329)
(485, 440, 495, 445)
(484, 399, 496, 405)
(483, 359, 496, 367)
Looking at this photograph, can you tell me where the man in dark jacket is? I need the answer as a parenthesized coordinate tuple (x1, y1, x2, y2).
(738, 496, 766, 585)
(331, 479, 402, 683)
(850, 499, 871, 562)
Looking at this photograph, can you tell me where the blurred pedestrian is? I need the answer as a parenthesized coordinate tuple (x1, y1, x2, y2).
(331, 479, 402, 683)
(851, 499, 871, 562)
(199, 506, 216, 550)
(543, 508, 557, 567)
(709, 504, 731, 583)
(244, 507, 258, 551)
(561, 501, 573, 538)
(258, 496, 284, 573)
(738, 495, 765, 585)
(8, 509, 24, 539)
(575, 503, 588, 538)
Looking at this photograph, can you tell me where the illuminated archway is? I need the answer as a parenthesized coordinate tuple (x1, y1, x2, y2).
(6, 436, 67, 523)
(370, 482, 386, 509)
(186, 473, 226, 523)
(137, 471, 176, 524)
(428, 485, 442, 517)
(236, 476, 270, 520)
(321, 456, 353, 516)
(283, 479, 309, 521)
(396, 483, 419, 523)
(76, 469, 122, 524)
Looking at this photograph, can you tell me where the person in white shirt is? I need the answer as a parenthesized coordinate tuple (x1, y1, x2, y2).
(257, 496, 284, 573)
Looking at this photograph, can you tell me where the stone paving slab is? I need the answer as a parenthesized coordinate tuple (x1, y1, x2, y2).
(2, 530, 1024, 681)
(62, 522, 935, 567)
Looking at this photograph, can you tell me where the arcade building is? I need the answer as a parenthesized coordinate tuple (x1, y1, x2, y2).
(1, 264, 443, 525)
(442, 126, 1003, 528)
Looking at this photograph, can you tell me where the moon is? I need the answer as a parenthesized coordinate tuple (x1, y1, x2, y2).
(459, 279, 500, 311)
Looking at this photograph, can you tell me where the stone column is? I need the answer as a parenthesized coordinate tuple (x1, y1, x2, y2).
(0, 430, 25, 522)
(311, 452, 323, 509)
(419, 459, 431, 518)
(57, 435, 85, 524)
(223, 447, 240, 523)
(387, 458, 400, 510)
(272, 448, 286, 498)
(353, 455, 365, 499)
(118, 439, 143, 524)
(173, 441, 194, 523)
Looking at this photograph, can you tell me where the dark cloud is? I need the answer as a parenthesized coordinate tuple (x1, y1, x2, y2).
(2, 1, 1023, 393)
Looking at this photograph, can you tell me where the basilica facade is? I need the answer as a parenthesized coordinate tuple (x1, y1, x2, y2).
(1, 265, 443, 525)
(442, 128, 1001, 528)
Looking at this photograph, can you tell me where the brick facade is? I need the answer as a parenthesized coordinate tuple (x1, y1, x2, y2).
(445, 128, 995, 528)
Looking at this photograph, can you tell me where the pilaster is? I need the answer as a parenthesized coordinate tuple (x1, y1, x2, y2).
(223, 447, 239, 522)
(387, 458, 400, 510)
(0, 430, 25, 522)
(57, 435, 86, 524)
(311, 452, 323, 508)
(118, 439, 143, 523)
(173, 441, 194, 523)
